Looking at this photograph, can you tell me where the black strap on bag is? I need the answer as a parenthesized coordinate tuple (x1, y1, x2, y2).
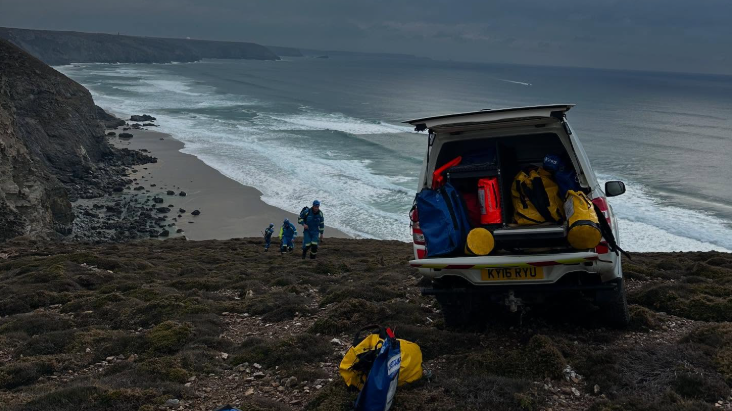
(352, 325, 384, 347)
(592, 203, 631, 260)
(515, 180, 529, 209)
(520, 176, 558, 223)
(349, 325, 385, 375)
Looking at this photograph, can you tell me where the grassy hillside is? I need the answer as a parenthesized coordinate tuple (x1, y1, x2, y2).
(1, 239, 731, 410)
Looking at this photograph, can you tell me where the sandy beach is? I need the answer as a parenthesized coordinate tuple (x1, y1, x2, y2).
(109, 129, 348, 241)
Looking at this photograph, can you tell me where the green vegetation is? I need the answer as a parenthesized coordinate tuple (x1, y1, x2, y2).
(0, 241, 730, 410)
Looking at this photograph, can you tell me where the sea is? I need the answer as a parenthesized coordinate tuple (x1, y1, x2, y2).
(56, 57, 732, 252)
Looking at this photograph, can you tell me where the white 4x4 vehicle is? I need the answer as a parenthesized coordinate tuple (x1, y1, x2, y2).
(407, 105, 630, 327)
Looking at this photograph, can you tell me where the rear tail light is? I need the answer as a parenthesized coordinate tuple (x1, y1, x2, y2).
(410, 207, 426, 246)
(592, 196, 612, 255)
(591, 196, 612, 225)
(595, 242, 609, 255)
(416, 248, 426, 259)
(413, 231, 425, 245)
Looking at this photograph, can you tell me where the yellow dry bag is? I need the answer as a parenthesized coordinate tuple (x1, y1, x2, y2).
(511, 168, 564, 225)
(339, 325, 423, 389)
(564, 190, 602, 249)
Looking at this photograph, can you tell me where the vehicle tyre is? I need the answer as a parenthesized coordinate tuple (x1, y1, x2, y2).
(599, 279, 630, 327)
(435, 293, 474, 329)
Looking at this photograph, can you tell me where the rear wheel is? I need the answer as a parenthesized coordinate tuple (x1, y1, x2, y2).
(435, 293, 475, 329)
(598, 279, 630, 327)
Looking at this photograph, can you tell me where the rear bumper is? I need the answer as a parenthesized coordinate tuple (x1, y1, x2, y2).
(409, 251, 615, 285)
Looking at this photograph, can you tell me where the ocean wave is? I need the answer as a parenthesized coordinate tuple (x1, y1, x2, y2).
(257, 111, 415, 135)
(86, 84, 417, 240)
(62, 62, 732, 249)
(598, 173, 732, 252)
(496, 78, 532, 86)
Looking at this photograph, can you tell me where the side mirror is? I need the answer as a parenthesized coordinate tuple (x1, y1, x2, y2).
(605, 181, 626, 197)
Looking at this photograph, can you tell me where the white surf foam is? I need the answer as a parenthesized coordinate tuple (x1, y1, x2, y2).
(62, 63, 416, 240)
(598, 173, 732, 252)
(259, 112, 415, 135)
(58, 63, 732, 248)
(496, 78, 532, 86)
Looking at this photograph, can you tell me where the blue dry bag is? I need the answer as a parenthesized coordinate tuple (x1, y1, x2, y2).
(416, 182, 471, 257)
(354, 329, 401, 411)
(544, 154, 580, 198)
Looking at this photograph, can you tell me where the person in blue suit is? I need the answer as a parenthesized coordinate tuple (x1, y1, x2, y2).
(279, 219, 297, 254)
(263, 223, 274, 251)
(299, 200, 325, 259)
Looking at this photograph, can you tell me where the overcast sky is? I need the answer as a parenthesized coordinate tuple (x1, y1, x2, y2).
(1, 0, 731, 75)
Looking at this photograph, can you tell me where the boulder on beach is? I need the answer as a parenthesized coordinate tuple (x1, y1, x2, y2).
(106, 132, 116, 136)
(156, 207, 170, 213)
(166, 190, 175, 195)
(191, 210, 201, 216)
(153, 197, 164, 204)
(178, 208, 186, 213)
(119, 133, 134, 139)
(179, 191, 187, 197)
(130, 114, 156, 122)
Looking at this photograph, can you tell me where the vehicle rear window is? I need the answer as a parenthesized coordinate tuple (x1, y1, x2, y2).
(435, 132, 567, 171)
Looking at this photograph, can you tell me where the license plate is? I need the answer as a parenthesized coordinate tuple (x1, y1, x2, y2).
(481, 266, 544, 281)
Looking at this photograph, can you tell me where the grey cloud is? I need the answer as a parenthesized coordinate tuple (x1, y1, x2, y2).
(0, 0, 730, 74)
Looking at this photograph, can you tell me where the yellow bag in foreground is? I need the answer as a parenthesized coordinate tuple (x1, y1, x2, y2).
(564, 190, 602, 249)
(339, 331, 423, 389)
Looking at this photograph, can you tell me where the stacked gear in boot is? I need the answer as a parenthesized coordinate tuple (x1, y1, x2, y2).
(564, 190, 602, 249)
(511, 167, 564, 225)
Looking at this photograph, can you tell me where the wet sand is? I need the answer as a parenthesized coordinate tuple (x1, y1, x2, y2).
(110, 129, 348, 240)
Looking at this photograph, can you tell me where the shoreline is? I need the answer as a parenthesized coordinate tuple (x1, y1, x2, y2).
(109, 128, 349, 241)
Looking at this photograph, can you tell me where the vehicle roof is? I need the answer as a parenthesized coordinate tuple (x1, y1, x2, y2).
(405, 104, 574, 131)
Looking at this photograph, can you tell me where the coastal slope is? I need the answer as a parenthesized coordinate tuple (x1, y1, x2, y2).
(0, 27, 279, 64)
(0, 39, 148, 240)
(0, 240, 731, 410)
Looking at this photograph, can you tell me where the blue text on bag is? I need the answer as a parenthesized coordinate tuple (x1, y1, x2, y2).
(355, 330, 401, 411)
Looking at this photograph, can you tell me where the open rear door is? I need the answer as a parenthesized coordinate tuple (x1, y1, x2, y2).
(405, 105, 574, 133)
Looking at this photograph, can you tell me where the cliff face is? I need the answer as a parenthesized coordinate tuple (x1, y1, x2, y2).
(0, 39, 133, 240)
(0, 27, 280, 65)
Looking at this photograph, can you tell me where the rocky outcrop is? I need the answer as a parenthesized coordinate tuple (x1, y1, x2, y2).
(96, 105, 126, 128)
(0, 39, 151, 240)
(130, 114, 156, 122)
(0, 27, 280, 65)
